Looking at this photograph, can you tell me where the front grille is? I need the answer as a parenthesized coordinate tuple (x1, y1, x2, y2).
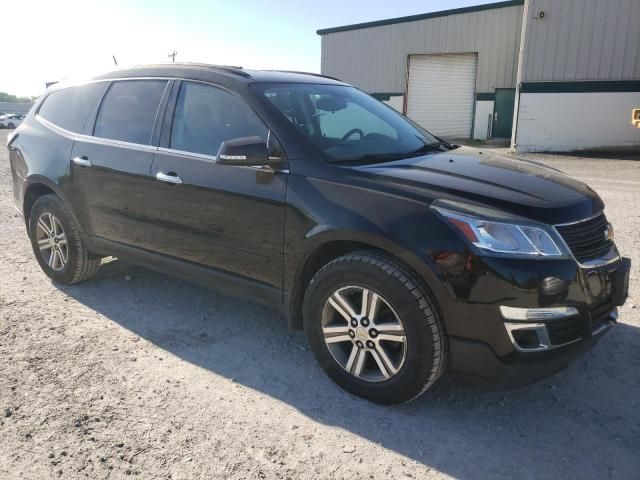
(590, 298, 615, 333)
(555, 213, 613, 263)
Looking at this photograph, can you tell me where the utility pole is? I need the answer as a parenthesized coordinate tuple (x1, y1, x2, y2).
(168, 51, 178, 62)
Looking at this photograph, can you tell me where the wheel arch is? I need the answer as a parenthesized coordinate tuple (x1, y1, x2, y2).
(286, 233, 450, 331)
(22, 177, 84, 235)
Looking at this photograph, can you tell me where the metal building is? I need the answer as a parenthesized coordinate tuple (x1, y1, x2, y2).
(0, 102, 33, 115)
(318, 0, 640, 152)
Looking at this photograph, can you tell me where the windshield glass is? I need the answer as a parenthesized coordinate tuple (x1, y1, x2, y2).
(254, 84, 440, 163)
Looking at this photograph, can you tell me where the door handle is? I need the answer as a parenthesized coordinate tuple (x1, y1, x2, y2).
(72, 156, 92, 167)
(156, 171, 183, 185)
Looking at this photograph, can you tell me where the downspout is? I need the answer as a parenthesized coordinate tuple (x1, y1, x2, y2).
(511, 0, 531, 152)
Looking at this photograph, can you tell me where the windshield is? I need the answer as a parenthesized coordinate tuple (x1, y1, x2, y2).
(253, 84, 440, 163)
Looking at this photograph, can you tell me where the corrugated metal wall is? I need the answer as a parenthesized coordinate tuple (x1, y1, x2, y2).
(0, 102, 32, 114)
(320, 4, 523, 94)
(521, 0, 640, 81)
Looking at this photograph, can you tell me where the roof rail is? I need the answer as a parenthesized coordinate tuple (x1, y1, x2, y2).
(173, 63, 253, 78)
(210, 65, 252, 78)
(130, 62, 253, 78)
(267, 70, 341, 82)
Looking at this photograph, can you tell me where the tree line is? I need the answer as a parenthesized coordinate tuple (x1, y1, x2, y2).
(0, 92, 37, 103)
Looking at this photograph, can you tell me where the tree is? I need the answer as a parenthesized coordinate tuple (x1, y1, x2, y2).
(0, 92, 35, 103)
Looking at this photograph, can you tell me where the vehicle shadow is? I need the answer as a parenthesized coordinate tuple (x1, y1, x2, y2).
(60, 259, 640, 479)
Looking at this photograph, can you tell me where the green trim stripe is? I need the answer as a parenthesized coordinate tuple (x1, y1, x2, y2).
(476, 93, 495, 101)
(521, 81, 640, 93)
(317, 1, 524, 35)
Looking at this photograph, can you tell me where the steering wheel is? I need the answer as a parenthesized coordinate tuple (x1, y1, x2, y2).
(341, 128, 364, 141)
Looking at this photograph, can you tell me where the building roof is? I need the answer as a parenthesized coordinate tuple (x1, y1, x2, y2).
(317, 0, 524, 35)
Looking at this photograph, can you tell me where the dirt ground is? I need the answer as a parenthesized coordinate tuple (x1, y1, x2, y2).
(0, 129, 638, 479)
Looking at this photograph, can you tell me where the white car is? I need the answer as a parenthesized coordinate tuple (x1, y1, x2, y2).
(0, 114, 24, 129)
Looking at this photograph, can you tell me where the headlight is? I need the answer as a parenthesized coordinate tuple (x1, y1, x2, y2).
(432, 206, 568, 257)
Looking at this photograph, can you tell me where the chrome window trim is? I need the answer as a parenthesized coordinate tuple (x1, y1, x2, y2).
(37, 114, 289, 173)
(552, 211, 621, 269)
(39, 76, 289, 165)
(46, 76, 172, 93)
(156, 147, 289, 174)
(35, 114, 158, 153)
(36, 78, 171, 152)
(157, 146, 217, 162)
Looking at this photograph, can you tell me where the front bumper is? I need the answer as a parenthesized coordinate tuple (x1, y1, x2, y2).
(442, 255, 631, 388)
(449, 332, 603, 388)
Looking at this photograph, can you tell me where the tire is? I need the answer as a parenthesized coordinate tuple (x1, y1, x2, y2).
(303, 250, 447, 404)
(8, 123, 15, 129)
(28, 194, 100, 284)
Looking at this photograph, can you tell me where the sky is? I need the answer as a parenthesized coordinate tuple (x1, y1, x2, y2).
(3, 0, 498, 97)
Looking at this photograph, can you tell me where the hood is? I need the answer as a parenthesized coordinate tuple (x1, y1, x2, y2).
(355, 147, 603, 225)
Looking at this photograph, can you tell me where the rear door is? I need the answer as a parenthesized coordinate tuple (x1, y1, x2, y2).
(70, 79, 171, 248)
(145, 80, 288, 290)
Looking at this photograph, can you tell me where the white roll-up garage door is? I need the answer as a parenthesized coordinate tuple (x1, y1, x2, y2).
(406, 53, 477, 138)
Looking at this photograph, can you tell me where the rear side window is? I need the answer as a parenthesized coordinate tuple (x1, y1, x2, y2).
(94, 80, 167, 145)
(38, 83, 105, 133)
(170, 82, 267, 157)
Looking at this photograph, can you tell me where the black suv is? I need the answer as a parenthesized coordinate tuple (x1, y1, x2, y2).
(8, 64, 630, 404)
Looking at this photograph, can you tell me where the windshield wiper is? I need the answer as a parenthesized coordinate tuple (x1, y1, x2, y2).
(327, 153, 403, 165)
(433, 138, 460, 150)
(407, 142, 445, 155)
(329, 142, 445, 165)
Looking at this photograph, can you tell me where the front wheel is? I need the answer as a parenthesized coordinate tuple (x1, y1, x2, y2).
(303, 251, 447, 404)
(28, 194, 101, 284)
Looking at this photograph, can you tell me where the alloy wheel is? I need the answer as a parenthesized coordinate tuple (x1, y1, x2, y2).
(321, 286, 407, 382)
(36, 212, 68, 271)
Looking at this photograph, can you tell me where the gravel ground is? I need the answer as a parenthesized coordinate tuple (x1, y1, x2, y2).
(0, 129, 638, 480)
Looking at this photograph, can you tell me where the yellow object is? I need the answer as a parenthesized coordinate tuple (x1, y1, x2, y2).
(633, 109, 640, 128)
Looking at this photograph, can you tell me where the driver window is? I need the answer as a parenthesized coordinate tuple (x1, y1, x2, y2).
(171, 82, 268, 157)
(313, 96, 398, 140)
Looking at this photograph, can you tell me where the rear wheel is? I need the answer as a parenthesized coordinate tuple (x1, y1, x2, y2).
(8, 122, 15, 129)
(28, 194, 100, 284)
(303, 251, 446, 404)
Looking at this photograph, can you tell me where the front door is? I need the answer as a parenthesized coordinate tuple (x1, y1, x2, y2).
(492, 88, 516, 139)
(146, 81, 287, 290)
(71, 79, 170, 248)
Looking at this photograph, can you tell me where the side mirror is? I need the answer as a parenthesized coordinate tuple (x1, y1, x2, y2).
(216, 136, 274, 166)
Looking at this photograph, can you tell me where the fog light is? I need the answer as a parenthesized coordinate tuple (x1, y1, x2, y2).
(504, 322, 550, 352)
(500, 306, 578, 321)
(540, 277, 568, 297)
(512, 329, 542, 349)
